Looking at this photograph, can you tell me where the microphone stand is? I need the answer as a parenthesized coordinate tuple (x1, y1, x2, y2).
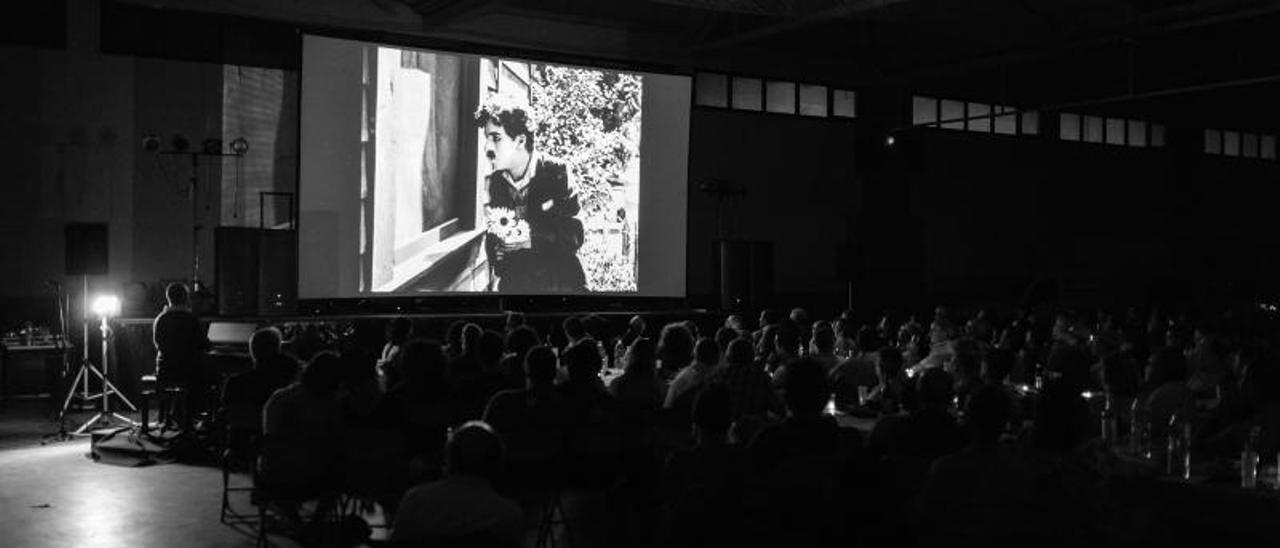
(158, 149, 245, 304)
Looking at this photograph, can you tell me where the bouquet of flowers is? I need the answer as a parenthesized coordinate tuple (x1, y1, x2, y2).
(485, 206, 531, 246)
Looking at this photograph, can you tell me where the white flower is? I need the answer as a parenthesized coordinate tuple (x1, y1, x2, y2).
(485, 206, 531, 245)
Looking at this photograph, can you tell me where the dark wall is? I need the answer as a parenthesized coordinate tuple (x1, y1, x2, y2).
(903, 127, 1280, 306)
(683, 108, 1280, 310)
(686, 108, 860, 300)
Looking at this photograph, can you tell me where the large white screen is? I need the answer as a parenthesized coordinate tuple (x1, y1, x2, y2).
(299, 35, 689, 298)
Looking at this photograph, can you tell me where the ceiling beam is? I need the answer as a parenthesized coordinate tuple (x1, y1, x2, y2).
(402, 0, 513, 30)
(692, 0, 909, 51)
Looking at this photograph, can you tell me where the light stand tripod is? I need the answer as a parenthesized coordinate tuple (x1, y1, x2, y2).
(40, 280, 75, 443)
(54, 286, 138, 436)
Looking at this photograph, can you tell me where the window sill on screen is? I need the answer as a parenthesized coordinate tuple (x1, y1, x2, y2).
(376, 228, 486, 293)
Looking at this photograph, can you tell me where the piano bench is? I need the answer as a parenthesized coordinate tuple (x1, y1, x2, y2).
(138, 375, 187, 436)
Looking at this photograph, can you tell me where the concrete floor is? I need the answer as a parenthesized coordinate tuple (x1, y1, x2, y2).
(0, 402, 574, 548)
(0, 440, 297, 548)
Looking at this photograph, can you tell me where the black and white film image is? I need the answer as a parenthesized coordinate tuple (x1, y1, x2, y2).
(362, 46, 641, 294)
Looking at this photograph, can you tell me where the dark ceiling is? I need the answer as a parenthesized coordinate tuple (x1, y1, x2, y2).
(384, 0, 1280, 127)
(122, 0, 1280, 128)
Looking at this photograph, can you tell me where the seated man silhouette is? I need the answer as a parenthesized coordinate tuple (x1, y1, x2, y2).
(152, 282, 210, 431)
(867, 368, 966, 460)
(392, 421, 524, 546)
(750, 358, 841, 474)
(483, 345, 565, 434)
(223, 327, 298, 411)
(920, 384, 1037, 544)
(259, 351, 344, 488)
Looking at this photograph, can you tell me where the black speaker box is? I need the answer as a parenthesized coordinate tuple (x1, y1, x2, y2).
(215, 227, 297, 316)
(257, 230, 297, 316)
(715, 240, 774, 312)
(65, 223, 108, 276)
(717, 241, 751, 312)
(215, 227, 259, 316)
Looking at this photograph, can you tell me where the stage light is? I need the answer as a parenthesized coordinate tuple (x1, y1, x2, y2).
(885, 135, 896, 147)
(229, 137, 250, 155)
(91, 295, 121, 318)
(171, 134, 189, 152)
(142, 135, 160, 152)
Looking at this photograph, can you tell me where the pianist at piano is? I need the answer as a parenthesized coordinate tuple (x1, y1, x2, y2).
(151, 282, 210, 431)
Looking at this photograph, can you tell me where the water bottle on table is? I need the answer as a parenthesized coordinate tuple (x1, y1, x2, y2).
(1130, 399, 1151, 458)
(1166, 411, 1191, 480)
(1242, 426, 1261, 489)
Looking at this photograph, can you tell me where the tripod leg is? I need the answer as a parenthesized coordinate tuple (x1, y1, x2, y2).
(84, 362, 139, 412)
(102, 378, 138, 412)
(57, 366, 88, 419)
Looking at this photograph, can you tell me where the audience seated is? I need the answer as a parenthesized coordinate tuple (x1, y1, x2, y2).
(223, 327, 299, 414)
(454, 328, 508, 422)
(1142, 346, 1194, 442)
(868, 368, 965, 460)
(1027, 380, 1107, 546)
(1046, 343, 1094, 394)
(750, 358, 841, 473)
(921, 384, 1037, 544)
(503, 311, 525, 334)
(561, 315, 588, 351)
(444, 320, 468, 360)
(483, 345, 565, 434)
(1187, 326, 1228, 396)
(260, 351, 344, 487)
(656, 322, 696, 382)
(723, 314, 746, 333)
(447, 323, 485, 390)
(949, 337, 983, 405)
(752, 308, 782, 345)
(829, 327, 882, 410)
(707, 338, 782, 425)
(339, 344, 383, 425)
(498, 325, 540, 390)
(664, 337, 719, 422)
(807, 324, 839, 373)
(615, 314, 647, 365)
(558, 339, 618, 430)
(373, 339, 455, 480)
(765, 322, 801, 374)
(392, 421, 524, 546)
(377, 316, 412, 390)
(713, 325, 739, 355)
(165, 303, 1280, 546)
(862, 346, 912, 415)
(610, 337, 665, 410)
(660, 384, 751, 547)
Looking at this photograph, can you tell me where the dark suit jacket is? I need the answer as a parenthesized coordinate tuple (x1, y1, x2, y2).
(152, 306, 208, 382)
(485, 155, 586, 293)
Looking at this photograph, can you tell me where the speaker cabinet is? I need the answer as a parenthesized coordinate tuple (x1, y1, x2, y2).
(715, 240, 773, 312)
(215, 227, 297, 316)
(257, 230, 297, 316)
(215, 227, 259, 316)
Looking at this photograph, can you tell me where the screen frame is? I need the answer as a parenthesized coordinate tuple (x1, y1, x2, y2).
(295, 29, 693, 306)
